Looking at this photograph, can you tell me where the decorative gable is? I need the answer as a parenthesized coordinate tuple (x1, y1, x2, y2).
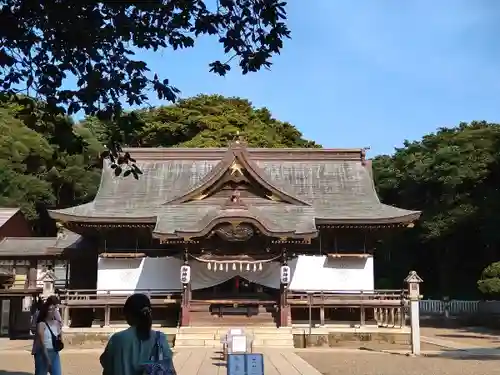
(166, 141, 309, 206)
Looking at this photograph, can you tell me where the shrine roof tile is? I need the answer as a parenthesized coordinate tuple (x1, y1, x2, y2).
(48, 147, 420, 226)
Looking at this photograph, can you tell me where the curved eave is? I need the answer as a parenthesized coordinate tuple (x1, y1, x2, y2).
(153, 214, 318, 240)
(315, 211, 421, 226)
(48, 209, 157, 224)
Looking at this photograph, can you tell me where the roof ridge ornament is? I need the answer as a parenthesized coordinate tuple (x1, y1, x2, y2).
(230, 130, 247, 148)
(221, 190, 248, 210)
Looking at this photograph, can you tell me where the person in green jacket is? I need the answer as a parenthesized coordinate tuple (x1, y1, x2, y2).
(100, 293, 174, 375)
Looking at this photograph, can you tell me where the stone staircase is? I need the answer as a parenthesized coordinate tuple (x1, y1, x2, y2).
(174, 327, 294, 348)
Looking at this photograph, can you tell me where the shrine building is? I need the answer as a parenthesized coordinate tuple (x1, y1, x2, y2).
(2, 142, 421, 329)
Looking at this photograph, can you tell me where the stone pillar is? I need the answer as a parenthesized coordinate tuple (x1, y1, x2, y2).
(405, 270, 423, 356)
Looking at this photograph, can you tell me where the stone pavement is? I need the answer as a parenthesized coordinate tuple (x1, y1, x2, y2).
(174, 348, 321, 375)
(0, 347, 322, 375)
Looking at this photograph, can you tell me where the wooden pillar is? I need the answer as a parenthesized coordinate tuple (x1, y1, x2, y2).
(104, 305, 111, 327)
(279, 247, 290, 327)
(180, 247, 191, 326)
(181, 284, 191, 326)
(360, 291, 365, 326)
(64, 259, 69, 289)
(62, 305, 70, 328)
(26, 259, 38, 289)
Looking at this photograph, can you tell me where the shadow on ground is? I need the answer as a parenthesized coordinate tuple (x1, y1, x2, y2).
(423, 348, 500, 361)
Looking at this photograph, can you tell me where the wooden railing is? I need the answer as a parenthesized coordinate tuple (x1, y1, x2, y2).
(56, 288, 183, 327)
(286, 289, 408, 327)
(58, 288, 182, 304)
(287, 289, 406, 306)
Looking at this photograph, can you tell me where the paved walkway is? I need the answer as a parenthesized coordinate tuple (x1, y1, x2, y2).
(174, 349, 322, 375)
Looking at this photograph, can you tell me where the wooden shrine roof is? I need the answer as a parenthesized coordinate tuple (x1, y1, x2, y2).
(0, 230, 82, 257)
(0, 207, 20, 227)
(48, 144, 420, 237)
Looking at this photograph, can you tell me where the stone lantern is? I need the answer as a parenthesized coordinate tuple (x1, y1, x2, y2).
(404, 270, 423, 356)
(41, 267, 56, 298)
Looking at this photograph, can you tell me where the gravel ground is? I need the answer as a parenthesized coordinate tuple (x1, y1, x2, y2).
(421, 327, 500, 348)
(0, 352, 102, 375)
(298, 351, 498, 375)
(1, 350, 498, 375)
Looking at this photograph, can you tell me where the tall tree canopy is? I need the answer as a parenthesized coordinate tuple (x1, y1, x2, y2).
(1, 1, 290, 118)
(83, 94, 319, 149)
(0, 97, 102, 233)
(373, 121, 500, 298)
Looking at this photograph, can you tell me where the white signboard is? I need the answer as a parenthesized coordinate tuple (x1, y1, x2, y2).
(230, 335, 247, 353)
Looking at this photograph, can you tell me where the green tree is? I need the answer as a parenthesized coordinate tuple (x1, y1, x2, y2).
(373, 121, 500, 298)
(478, 262, 500, 296)
(83, 94, 319, 149)
(1, 1, 290, 118)
(0, 99, 103, 233)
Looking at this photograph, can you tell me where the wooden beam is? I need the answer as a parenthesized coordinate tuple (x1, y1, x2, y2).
(327, 253, 371, 258)
(99, 253, 146, 258)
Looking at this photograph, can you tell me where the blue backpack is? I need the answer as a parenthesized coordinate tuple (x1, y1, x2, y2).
(141, 331, 176, 375)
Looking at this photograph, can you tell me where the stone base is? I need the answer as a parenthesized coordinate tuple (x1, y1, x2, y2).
(292, 327, 410, 348)
(62, 327, 177, 348)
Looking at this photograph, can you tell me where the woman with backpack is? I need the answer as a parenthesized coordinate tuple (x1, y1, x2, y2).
(99, 293, 176, 375)
(32, 299, 64, 375)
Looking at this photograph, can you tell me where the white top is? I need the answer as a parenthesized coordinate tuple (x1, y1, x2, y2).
(32, 321, 60, 353)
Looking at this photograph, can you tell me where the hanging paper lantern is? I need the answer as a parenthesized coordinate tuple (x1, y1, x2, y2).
(213, 262, 217, 272)
(253, 264, 257, 272)
(225, 263, 228, 272)
(239, 263, 243, 271)
(207, 263, 211, 270)
(219, 263, 223, 271)
(246, 263, 250, 271)
(232, 263, 236, 271)
(258, 263, 263, 271)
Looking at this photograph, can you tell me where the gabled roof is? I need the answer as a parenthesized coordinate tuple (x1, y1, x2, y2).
(0, 230, 82, 257)
(49, 145, 421, 236)
(0, 208, 20, 228)
(166, 141, 309, 206)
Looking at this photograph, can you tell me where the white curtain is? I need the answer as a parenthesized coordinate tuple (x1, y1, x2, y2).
(96, 255, 374, 295)
(189, 260, 281, 290)
(97, 257, 183, 294)
(288, 255, 374, 292)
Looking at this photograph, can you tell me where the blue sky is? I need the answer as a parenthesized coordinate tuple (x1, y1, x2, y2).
(135, 0, 500, 156)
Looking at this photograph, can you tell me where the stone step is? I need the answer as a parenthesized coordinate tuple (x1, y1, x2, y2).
(251, 333, 292, 339)
(174, 326, 295, 348)
(175, 333, 217, 340)
(174, 338, 222, 348)
(175, 337, 293, 348)
(253, 338, 294, 347)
